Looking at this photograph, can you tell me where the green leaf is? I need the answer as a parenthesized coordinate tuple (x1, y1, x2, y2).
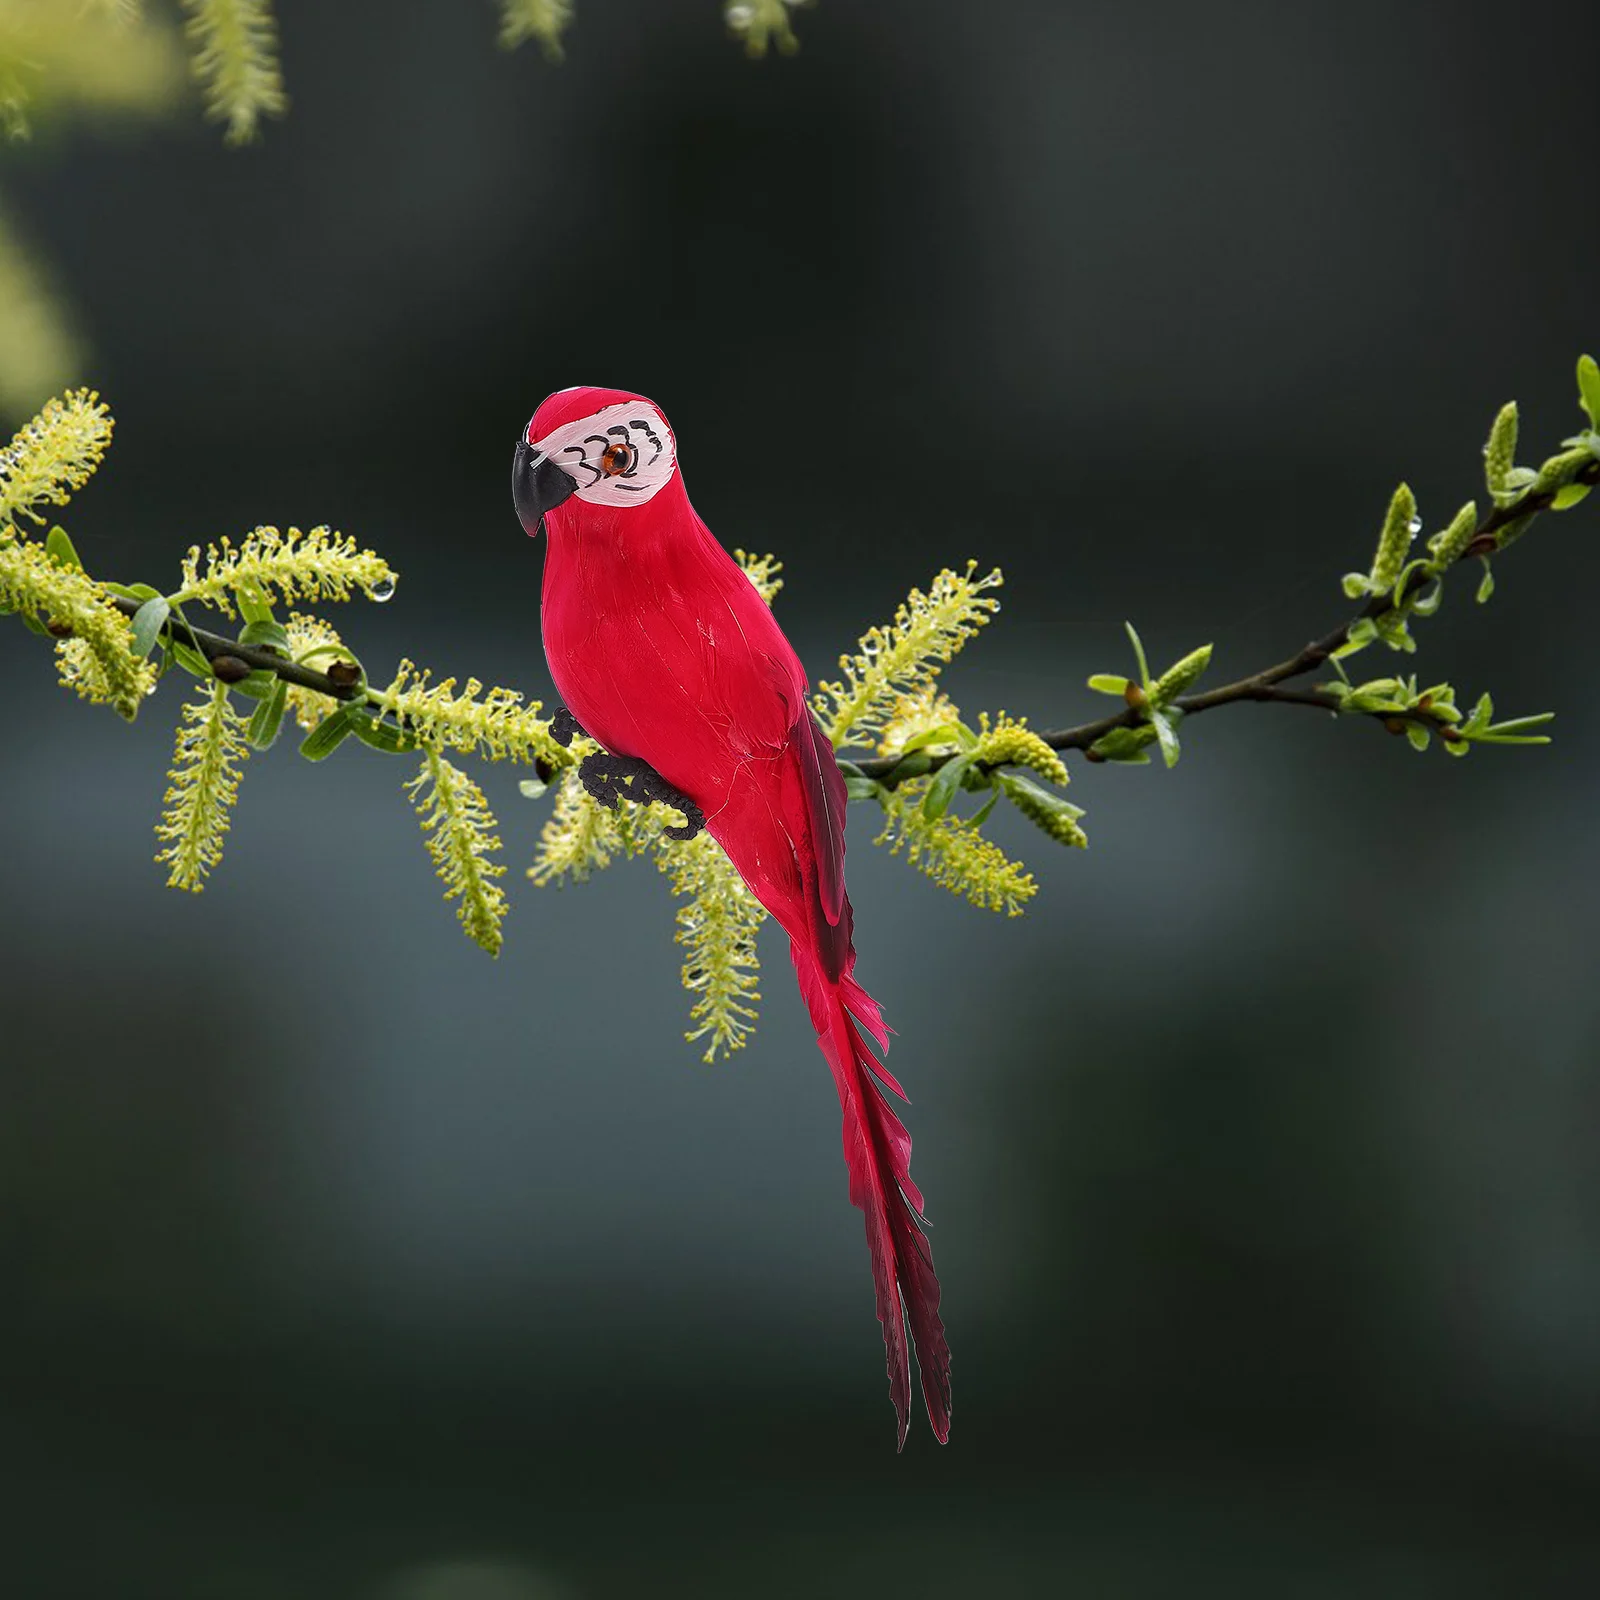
(348, 709, 416, 753)
(1089, 724, 1156, 764)
(1579, 354, 1600, 429)
(1462, 693, 1494, 734)
(130, 596, 170, 658)
(169, 639, 212, 677)
(888, 750, 933, 781)
(299, 704, 361, 761)
(921, 755, 973, 821)
(237, 618, 291, 653)
(1404, 722, 1430, 753)
(1124, 622, 1152, 692)
(843, 773, 886, 803)
(246, 679, 288, 750)
(518, 775, 550, 800)
(1479, 712, 1555, 742)
(45, 526, 83, 571)
(1332, 617, 1378, 660)
(1374, 612, 1416, 654)
(1476, 560, 1495, 604)
(1552, 482, 1592, 511)
(100, 582, 164, 604)
(19, 609, 48, 636)
(1149, 708, 1181, 768)
(228, 670, 280, 701)
(1486, 712, 1553, 734)
(1410, 579, 1443, 618)
(1087, 674, 1131, 697)
(997, 771, 1087, 847)
(1391, 556, 1433, 600)
(1341, 572, 1370, 600)
(898, 722, 969, 754)
(969, 784, 1002, 826)
(236, 582, 275, 626)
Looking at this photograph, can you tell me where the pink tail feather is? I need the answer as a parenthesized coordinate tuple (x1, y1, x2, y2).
(793, 949, 952, 1448)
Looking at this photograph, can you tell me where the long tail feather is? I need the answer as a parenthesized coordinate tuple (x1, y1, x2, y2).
(793, 949, 952, 1448)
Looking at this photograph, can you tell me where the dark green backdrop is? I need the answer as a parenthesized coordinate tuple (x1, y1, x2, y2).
(3, 2, 1599, 1594)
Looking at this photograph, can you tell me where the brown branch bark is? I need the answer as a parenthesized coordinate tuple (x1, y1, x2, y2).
(102, 455, 1596, 788)
(852, 461, 1597, 786)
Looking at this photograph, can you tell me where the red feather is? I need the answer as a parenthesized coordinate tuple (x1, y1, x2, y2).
(534, 387, 951, 1446)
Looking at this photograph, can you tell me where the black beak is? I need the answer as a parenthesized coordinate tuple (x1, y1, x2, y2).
(513, 436, 579, 538)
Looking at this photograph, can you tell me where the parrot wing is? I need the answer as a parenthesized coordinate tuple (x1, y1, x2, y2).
(729, 647, 852, 982)
(797, 705, 848, 931)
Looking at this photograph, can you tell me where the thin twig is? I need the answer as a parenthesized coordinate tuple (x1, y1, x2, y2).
(109, 593, 362, 700)
(109, 458, 1596, 786)
(854, 465, 1596, 785)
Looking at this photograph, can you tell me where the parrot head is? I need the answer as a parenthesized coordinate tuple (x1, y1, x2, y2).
(512, 387, 678, 539)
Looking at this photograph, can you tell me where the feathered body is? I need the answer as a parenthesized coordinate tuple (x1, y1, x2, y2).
(530, 386, 951, 1446)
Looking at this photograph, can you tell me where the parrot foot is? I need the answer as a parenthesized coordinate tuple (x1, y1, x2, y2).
(550, 706, 585, 748)
(577, 752, 705, 842)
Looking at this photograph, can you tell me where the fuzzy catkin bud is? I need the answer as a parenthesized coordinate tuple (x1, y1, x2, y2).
(1151, 643, 1213, 706)
(1004, 776, 1088, 849)
(1484, 403, 1519, 497)
(1427, 502, 1479, 568)
(973, 715, 1069, 787)
(1369, 484, 1417, 592)
(1532, 447, 1593, 499)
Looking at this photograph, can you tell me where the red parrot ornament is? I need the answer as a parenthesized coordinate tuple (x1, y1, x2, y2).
(513, 387, 951, 1448)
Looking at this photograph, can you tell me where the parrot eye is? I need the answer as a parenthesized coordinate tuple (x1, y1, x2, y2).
(525, 400, 675, 508)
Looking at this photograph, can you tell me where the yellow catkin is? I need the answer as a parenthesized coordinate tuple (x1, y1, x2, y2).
(734, 549, 784, 606)
(876, 684, 964, 759)
(405, 746, 508, 956)
(971, 711, 1070, 787)
(655, 831, 765, 1061)
(528, 766, 661, 885)
(154, 680, 250, 890)
(0, 389, 112, 526)
(876, 782, 1036, 916)
(179, 0, 286, 143)
(279, 611, 346, 731)
(0, 536, 155, 718)
(175, 525, 394, 617)
(815, 562, 1003, 749)
(381, 658, 567, 768)
(496, 0, 572, 58)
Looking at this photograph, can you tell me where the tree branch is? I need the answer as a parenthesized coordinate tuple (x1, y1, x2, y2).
(99, 453, 1597, 787)
(854, 461, 1598, 784)
(109, 592, 363, 700)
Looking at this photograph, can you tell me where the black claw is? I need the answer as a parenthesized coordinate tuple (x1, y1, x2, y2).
(551, 706, 585, 748)
(574, 751, 705, 840)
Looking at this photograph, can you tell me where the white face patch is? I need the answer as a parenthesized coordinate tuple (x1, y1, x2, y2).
(528, 401, 676, 508)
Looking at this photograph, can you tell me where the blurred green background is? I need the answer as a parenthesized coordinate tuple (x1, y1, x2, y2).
(3, 2, 1600, 1594)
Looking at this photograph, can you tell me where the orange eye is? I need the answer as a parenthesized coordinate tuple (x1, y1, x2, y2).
(599, 441, 636, 476)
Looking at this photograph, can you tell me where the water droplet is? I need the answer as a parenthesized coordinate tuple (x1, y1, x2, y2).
(370, 575, 397, 603)
(990, 600, 1002, 613)
(1408, 515, 1422, 536)
(145, 681, 159, 696)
